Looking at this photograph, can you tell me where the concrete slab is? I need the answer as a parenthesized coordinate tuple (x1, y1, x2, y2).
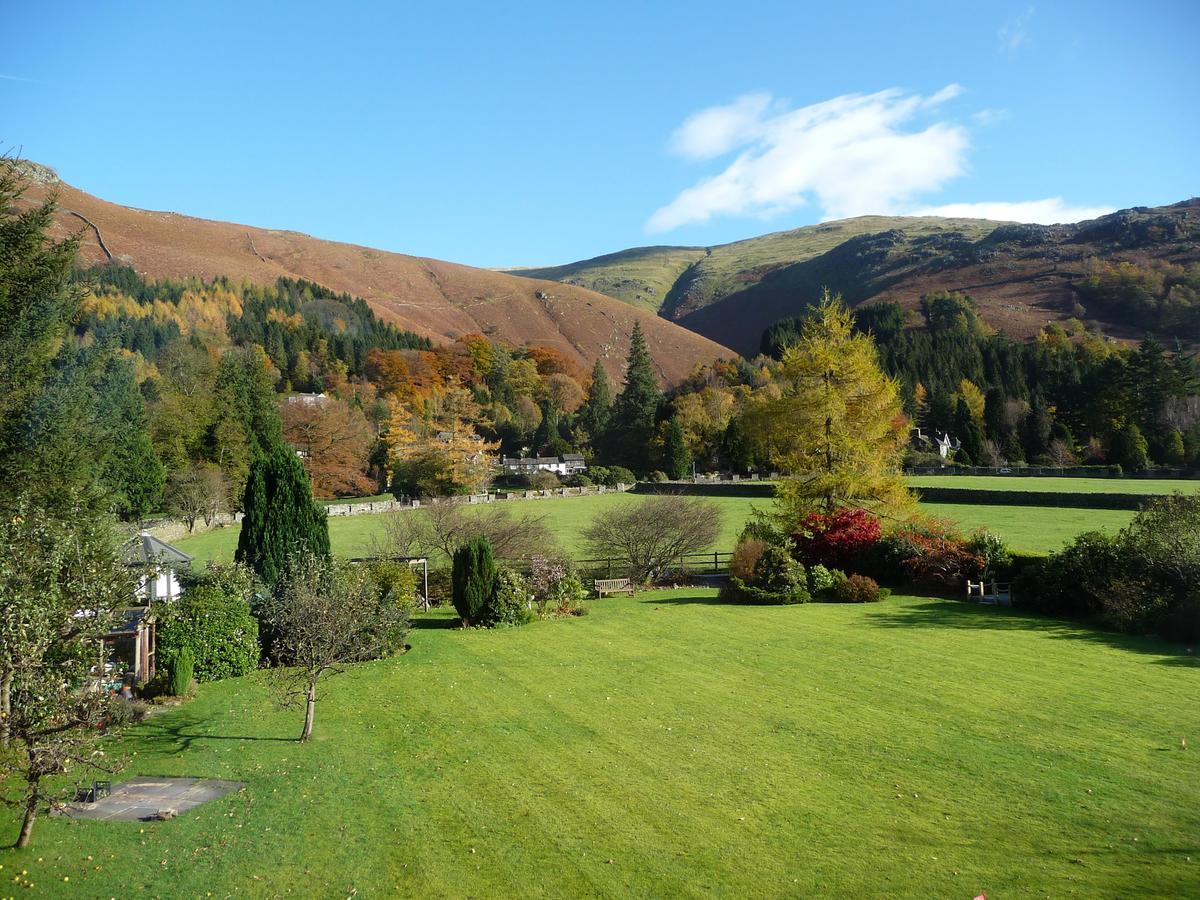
(58, 777, 244, 822)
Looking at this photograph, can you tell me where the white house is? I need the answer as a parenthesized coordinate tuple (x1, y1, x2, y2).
(910, 427, 961, 461)
(502, 454, 587, 477)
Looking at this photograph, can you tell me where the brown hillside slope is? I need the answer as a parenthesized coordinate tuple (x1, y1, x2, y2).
(19, 164, 731, 384)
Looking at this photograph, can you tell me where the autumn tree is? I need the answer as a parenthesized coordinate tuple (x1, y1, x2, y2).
(743, 292, 913, 528)
(388, 388, 498, 496)
(281, 396, 375, 498)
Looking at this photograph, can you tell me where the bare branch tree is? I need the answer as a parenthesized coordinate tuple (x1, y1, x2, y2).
(375, 502, 556, 565)
(166, 462, 230, 531)
(581, 495, 721, 584)
(259, 554, 410, 742)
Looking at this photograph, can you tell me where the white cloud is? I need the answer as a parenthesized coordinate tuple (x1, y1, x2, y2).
(971, 107, 1009, 126)
(646, 86, 970, 233)
(998, 7, 1034, 53)
(909, 198, 1114, 224)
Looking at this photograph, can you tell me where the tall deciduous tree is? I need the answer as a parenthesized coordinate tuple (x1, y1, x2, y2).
(280, 396, 375, 498)
(744, 292, 913, 526)
(235, 443, 330, 585)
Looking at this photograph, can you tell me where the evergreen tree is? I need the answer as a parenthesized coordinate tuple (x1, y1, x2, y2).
(1022, 395, 1054, 461)
(235, 444, 330, 585)
(451, 537, 496, 626)
(579, 359, 612, 445)
(954, 398, 985, 467)
(608, 321, 661, 472)
(983, 387, 1008, 443)
(211, 346, 284, 491)
(1164, 430, 1186, 466)
(0, 160, 84, 502)
(663, 417, 692, 480)
(721, 417, 754, 474)
(745, 292, 914, 524)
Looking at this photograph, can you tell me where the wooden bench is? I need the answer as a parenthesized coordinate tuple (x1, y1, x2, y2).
(967, 580, 1012, 607)
(595, 578, 635, 597)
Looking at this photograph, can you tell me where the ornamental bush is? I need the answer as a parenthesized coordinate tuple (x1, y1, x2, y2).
(451, 537, 496, 626)
(530, 554, 589, 617)
(729, 538, 767, 582)
(168, 647, 194, 697)
(487, 568, 535, 626)
(807, 563, 837, 596)
(722, 544, 810, 604)
(157, 564, 260, 682)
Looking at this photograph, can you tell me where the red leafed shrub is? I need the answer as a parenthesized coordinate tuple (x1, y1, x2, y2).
(793, 508, 882, 569)
(900, 532, 985, 587)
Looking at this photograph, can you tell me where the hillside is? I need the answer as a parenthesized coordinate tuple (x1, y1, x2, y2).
(17, 163, 732, 384)
(514, 205, 1200, 356)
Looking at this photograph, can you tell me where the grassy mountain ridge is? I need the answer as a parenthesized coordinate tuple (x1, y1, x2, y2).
(514, 204, 1200, 355)
(16, 162, 732, 385)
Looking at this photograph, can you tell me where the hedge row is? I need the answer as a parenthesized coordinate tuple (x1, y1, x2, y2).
(911, 487, 1154, 510)
(632, 481, 776, 498)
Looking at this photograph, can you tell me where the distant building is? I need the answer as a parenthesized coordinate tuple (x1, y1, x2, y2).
(284, 392, 330, 407)
(910, 427, 961, 461)
(501, 454, 586, 477)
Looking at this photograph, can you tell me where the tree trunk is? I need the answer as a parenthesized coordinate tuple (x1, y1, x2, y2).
(300, 680, 316, 742)
(16, 779, 39, 849)
(1, 668, 11, 748)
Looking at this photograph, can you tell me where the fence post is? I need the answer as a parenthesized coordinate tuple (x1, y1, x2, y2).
(713, 550, 718, 574)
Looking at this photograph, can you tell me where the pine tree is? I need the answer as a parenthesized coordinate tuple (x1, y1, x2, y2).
(236, 443, 330, 585)
(744, 292, 914, 525)
(608, 321, 661, 471)
(579, 359, 612, 441)
(663, 417, 692, 480)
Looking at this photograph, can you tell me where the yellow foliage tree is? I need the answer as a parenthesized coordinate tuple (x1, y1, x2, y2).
(743, 292, 914, 526)
(387, 389, 498, 495)
(958, 379, 986, 426)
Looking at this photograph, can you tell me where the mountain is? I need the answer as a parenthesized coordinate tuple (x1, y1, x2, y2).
(17, 163, 732, 385)
(513, 204, 1200, 356)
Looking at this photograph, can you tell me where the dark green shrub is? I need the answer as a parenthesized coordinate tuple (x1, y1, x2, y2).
(168, 647, 194, 696)
(451, 537, 496, 625)
(158, 564, 260, 682)
(833, 574, 885, 603)
(649, 470, 669, 483)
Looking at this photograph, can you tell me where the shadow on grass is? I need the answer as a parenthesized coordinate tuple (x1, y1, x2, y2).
(866, 598, 1199, 667)
(134, 713, 295, 754)
(637, 593, 728, 607)
(412, 615, 461, 630)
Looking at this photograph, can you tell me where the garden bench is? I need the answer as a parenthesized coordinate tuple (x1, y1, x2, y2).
(967, 580, 1012, 607)
(595, 577, 635, 597)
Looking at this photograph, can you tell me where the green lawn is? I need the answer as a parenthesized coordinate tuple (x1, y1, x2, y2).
(4, 592, 1197, 896)
(906, 475, 1200, 495)
(174, 493, 1132, 565)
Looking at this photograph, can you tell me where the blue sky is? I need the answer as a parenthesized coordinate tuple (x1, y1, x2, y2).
(4, 1, 1197, 267)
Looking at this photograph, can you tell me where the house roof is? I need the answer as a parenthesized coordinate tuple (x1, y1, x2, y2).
(124, 532, 193, 567)
(105, 606, 152, 636)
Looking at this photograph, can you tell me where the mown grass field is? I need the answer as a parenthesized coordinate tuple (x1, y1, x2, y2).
(3, 592, 1197, 897)
(173, 492, 1136, 565)
(906, 475, 1200, 495)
